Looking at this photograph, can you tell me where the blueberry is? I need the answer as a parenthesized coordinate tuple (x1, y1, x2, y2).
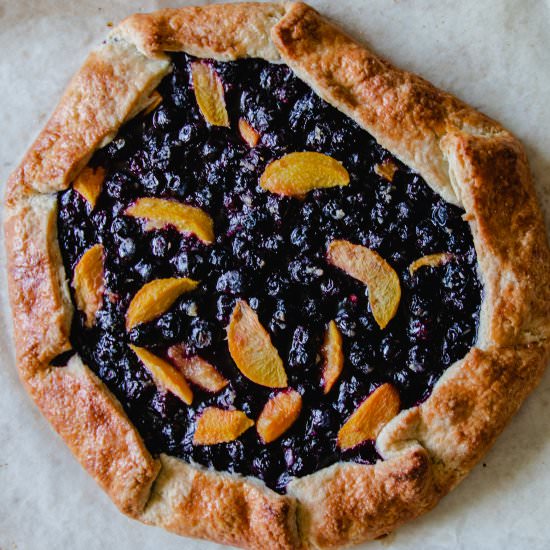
(290, 225, 311, 249)
(178, 123, 202, 143)
(442, 320, 473, 359)
(111, 217, 132, 239)
(226, 441, 246, 472)
(268, 300, 289, 334)
(288, 326, 315, 369)
(380, 335, 403, 363)
(288, 257, 323, 285)
(95, 300, 124, 333)
(216, 294, 236, 323)
(335, 310, 357, 338)
(251, 449, 276, 479)
(150, 234, 170, 257)
(443, 263, 469, 292)
(262, 130, 289, 151)
(152, 106, 173, 129)
(216, 270, 246, 294)
(141, 170, 164, 194)
(319, 277, 340, 298)
(266, 273, 289, 297)
(431, 200, 451, 227)
(335, 376, 368, 416)
(306, 407, 335, 438)
(306, 122, 332, 149)
(188, 318, 214, 349)
(165, 173, 188, 198)
(408, 317, 433, 343)
(416, 220, 441, 253)
(300, 297, 322, 323)
(171, 249, 205, 277)
(408, 345, 429, 373)
(134, 259, 154, 281)
(349, 341, 374, 374)
(118, 237, 136, 260)
(156, 312, 184, 341)
(127, 322, 158, 346)
(408, 294, 432, 318)
(263, 234, 284, 254)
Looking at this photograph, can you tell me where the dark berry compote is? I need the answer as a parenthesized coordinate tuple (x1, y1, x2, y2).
(57, 54, 482, 493)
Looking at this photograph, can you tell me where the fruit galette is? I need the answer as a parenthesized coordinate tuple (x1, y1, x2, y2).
(5, 3, 550, 549)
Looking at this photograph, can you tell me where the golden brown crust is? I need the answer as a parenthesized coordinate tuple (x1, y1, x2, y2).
(378, 343, 550, 492)
(288, 448, 439, 548)
(4, 2, 550, 549)
(29, 356, 160, 515)
(4, 195, 73, 376)
(443, 130, 550, 346)
(5, 34, 170, 207)
(118, 3, 286, 61)
(141, 455, 301, 550)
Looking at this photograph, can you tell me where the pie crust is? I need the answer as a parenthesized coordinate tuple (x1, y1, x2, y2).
(5, 3, 550, 549)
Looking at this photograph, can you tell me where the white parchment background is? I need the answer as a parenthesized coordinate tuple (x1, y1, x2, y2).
(1, 1, 549, 549)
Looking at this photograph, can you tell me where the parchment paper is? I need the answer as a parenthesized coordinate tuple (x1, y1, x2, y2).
(1, 1, 549, 549)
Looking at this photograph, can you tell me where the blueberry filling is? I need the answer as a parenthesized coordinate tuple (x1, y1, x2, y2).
(57, 54, 482, 493)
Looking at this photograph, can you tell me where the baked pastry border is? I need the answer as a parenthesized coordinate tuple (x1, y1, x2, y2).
(4, 3, 550, 549)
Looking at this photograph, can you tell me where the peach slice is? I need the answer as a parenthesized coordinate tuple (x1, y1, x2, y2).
(408, 252, 453, 275)
(73, 166, 105, 208)
(72, 243, 104, 328)
(142, 90, 163, 115)
(129, 345, 193, 405)
(337, 383, 400, 450)
(327, 240, 401, 330)
(257, 389, 302, 444)
(227, 300, 288, 388)
(321, 320, 344, 394)
(260, 152, 350, 197)
(374, 160, 398, 182)
(167, 345, 228, 393)
(193, 407, 254, 445)
(126, 277, 199, 330)
(239, 118, 260, 147)
(125, 198, 214, 244)
(191, 61, 229, 127)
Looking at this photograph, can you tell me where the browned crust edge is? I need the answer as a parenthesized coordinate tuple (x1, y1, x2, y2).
(141, 454, 301, 549)
(4, 2, 550, 550)
(30, 355, 161, 516)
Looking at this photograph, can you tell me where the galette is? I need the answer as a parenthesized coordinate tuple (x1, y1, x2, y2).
(5, 3, 550, 549)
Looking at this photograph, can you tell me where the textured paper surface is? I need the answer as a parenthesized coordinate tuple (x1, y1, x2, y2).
(1, 1, 549, 549)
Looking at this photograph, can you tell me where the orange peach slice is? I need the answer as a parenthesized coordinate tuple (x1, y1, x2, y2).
(321, 320, 344, 394)
(72, 243, 104, 328)
(129, 345, 193, 405)
(257, 389, 302, 444)
(374, 160, 398, 182)
(142, 90, 163, 115)
(227, 300, 288, 388)
(260, 152, 349, 197)
(337, 383, 400, 450)
(167, 345, 228, 393)
(73, 166, 105, 208)
(125, 198, 214, 244)
(191, 61, 229, 127)
(239, 118, 260, 147)
(193, 407, 254, 445)
(327, 240, 401, 330)
(408, 253, 453, 275)
(126, 277, 199, 330)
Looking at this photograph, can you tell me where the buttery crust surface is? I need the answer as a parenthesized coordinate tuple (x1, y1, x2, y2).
(4, 3, 550, 549)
